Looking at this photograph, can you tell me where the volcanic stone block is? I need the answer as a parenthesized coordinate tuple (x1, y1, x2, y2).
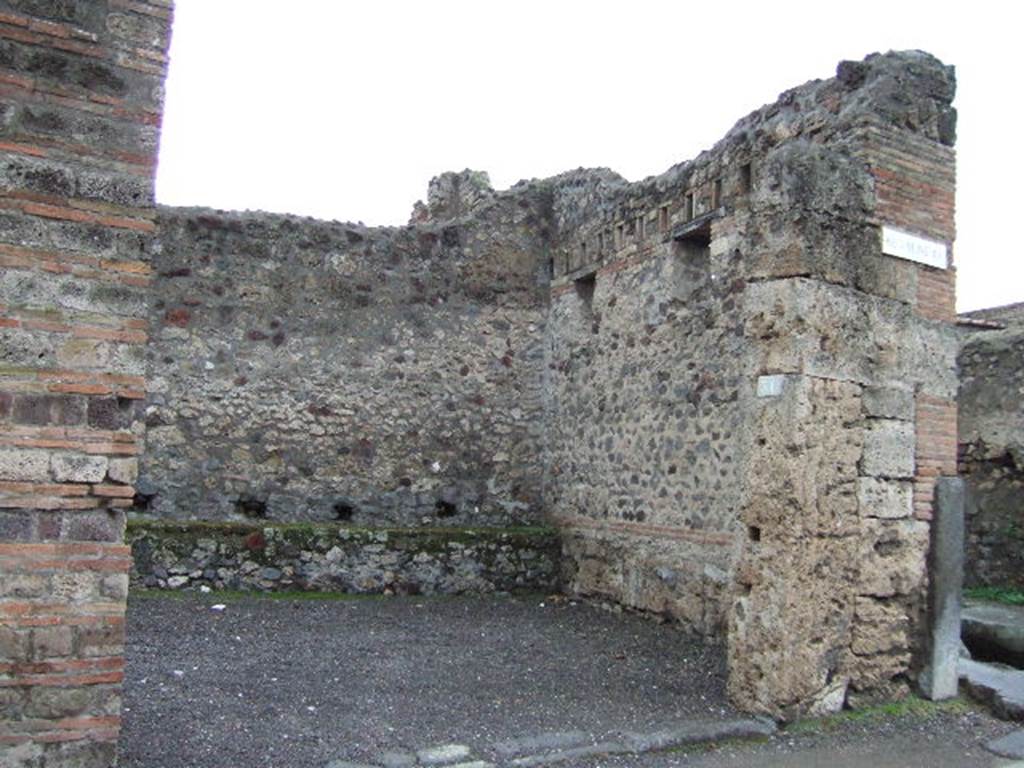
(0, 448, 50, 482)
(51, 453, 109, 483)
(857, 477, 912, 519)
(861, 420, 915, 478)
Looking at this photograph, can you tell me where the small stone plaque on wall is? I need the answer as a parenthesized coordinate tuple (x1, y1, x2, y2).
(881, 226, 948, 270)
(756, 374, 786, 398)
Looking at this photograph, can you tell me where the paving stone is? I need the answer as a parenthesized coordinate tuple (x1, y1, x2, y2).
(985, 729, 1024, 759)
(416, 744, 472, 765)
(491, 731, 591, 758)
(509, 741, 628, 767)
(377, 749, 416, 768)
(963, 599, 1024, 667)
(960, 658, 1024, 720)
(324, 761, 379, 768)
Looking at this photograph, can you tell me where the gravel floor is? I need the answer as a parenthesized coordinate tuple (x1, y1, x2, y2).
(121, 592, 1018, 768)
(121, 592, 735, 768)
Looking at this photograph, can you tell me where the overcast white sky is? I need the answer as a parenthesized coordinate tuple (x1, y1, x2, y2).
(155, 1, 1022, 312)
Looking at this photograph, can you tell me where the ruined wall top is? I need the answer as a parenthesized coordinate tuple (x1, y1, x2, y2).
(960, 301, 1024, 329)
(403, 50, 954, 282)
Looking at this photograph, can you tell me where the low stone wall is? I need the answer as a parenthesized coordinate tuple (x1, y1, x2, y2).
(126, 520, 561, 595)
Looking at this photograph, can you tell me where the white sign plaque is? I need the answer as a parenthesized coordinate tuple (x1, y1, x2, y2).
(881, 226, 948, 270)
(756, 374, 786, 398)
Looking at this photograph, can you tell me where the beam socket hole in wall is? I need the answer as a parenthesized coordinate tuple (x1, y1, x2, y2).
(235, 495, 268, 519)
(712, 178, 723, 208)
(615, 224, 624, 249)
(333, 502, 355, 521)
(547, 256, 555, 280)
(435, 499, 458, 518)
(684, 193, 695, 221)
(748, 525, 761, 542)
(574, 272, 596, 308)
(636, 215, 645, 242)
(740, 163, 753, 194)
(659, 206, 669, 233)
(133, 491, 155, 512)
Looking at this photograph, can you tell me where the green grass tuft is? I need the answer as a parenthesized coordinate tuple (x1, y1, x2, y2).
(964, 586, 1024, 606)
(786, 696, 972, 735)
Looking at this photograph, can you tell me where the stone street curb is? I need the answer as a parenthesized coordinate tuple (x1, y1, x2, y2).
(960, 658, 1024, 720)
(986, 728, 1024, 759)
(509, 719, 777, 766)
(327, 718, 777, 768)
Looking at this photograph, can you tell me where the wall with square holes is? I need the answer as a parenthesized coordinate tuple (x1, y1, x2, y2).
(137, 184, 552, 529)
(542, 52, 959, 719)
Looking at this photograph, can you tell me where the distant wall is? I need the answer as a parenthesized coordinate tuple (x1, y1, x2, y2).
(958, 324, 1024, 589)
(141, 182, 550, 528)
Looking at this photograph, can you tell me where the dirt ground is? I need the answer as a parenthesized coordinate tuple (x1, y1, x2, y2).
(120, 592, 1017, 768)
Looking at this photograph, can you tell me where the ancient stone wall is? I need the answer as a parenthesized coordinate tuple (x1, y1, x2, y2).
(0, 0, 172, 764)
(543, 52, 959, 718)
(958, 311, 1024, 589)
(140, 184, 551, 528)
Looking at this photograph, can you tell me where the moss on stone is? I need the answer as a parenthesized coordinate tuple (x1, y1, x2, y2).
(126, 518, 561, 595)
(126, 518, 559, 544)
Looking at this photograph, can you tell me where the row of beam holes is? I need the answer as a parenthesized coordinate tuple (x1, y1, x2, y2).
(562, 163, 752, 278)
(227, 498, 457, 522)
(683, 177, 725, 222)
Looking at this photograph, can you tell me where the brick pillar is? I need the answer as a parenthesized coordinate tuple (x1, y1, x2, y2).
(0, 2, 172, 764)
(848, 110, 959, 701)
(852, 120, 959, 522)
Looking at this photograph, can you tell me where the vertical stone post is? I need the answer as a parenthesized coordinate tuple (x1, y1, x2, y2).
(0, 2, 172, 765)
(921, 476, 965, 699)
